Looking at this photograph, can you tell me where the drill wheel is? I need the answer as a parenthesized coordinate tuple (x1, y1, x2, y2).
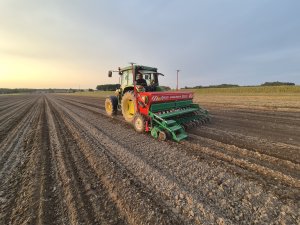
(158, 131, 167, 141)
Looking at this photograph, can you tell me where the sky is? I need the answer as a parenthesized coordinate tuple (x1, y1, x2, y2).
(0, 0, 299, 89)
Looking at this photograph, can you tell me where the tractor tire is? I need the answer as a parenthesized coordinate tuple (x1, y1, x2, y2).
(121, 91, 136, 123)
(105, 96, 118, 116)
(133, 113, 145, 133)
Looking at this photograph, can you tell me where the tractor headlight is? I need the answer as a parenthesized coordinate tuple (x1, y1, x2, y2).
(141, 95, 149, 104)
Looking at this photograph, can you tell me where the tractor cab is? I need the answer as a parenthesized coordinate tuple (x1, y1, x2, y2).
(116, 65, 164, 93)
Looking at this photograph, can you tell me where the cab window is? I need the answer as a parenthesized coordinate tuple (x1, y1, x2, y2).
(141, 72, 158, 85)
(121, 71, 128, 87)
(127, 70, 133, 85)
(121, 70, 134, 87)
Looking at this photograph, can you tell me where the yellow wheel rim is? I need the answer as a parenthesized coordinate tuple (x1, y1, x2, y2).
(105, 100, 112, 113)
(135, 117, 143, 130)
(125, 99, 135, 117)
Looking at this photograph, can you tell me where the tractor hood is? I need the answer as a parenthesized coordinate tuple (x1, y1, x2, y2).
(140, 91, 194, 104)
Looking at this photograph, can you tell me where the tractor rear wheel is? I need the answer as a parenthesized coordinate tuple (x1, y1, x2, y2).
(105, 96, 118, 116)
(133, 113, 145, 133)
(121, 91, 136, 123)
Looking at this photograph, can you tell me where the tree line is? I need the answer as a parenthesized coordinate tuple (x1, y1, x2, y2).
(260, 82, 295, 86)
(0, 88, 35, 94)
(1, 81, 296, 94)
(96, 84, 120, 91)
(184, 81, 295, 89)
(0, 88, 71, 94)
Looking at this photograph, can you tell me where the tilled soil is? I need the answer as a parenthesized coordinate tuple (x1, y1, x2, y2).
(0, 94, 299, 225)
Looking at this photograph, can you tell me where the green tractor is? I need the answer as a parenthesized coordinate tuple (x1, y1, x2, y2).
(105, 64, 210, 141)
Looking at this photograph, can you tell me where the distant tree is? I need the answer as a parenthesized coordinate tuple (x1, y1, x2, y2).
(96, 84, 120, 91)
(194, 85, 203, 89)
(191, 84, 239, 89)
(261, 81, 295, 86)
(88, 88, 94, 92)
(208, 84, 239, 88)
(160, 86, 171, 91)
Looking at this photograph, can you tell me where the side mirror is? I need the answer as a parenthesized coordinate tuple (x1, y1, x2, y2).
(108, 71, 112, 77)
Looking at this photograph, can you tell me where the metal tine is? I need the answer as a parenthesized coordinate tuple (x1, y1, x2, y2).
(195, 120, 201, 126)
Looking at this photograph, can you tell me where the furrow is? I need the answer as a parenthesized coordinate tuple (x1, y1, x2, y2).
(0, 97, 44, 224)
(0, 97, 41, 180)
(46, 97, 127, 225)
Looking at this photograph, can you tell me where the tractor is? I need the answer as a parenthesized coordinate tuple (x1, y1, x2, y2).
(105, 64, 210, 141)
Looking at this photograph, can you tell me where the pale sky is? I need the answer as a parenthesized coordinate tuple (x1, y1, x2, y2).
(0, 0, 299, 89)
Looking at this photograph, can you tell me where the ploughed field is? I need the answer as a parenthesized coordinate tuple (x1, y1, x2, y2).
(0, 93, 299, 224)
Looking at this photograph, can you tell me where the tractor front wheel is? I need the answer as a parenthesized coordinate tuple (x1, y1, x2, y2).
(121, 91, 136, 123)
(105, 96, 118, 116)
(133, 113, 145, 133)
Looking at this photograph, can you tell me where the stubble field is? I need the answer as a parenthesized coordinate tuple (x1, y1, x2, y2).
(0, 93, 299, 224)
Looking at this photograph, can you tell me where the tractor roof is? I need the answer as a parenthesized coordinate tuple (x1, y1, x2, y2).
(120, 65, 157, 72)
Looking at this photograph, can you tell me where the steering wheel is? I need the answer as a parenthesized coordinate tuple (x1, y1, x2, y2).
(147, 80, 157, 92)
(150, 79, 156, 86)
(135, 85, 145, 92)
